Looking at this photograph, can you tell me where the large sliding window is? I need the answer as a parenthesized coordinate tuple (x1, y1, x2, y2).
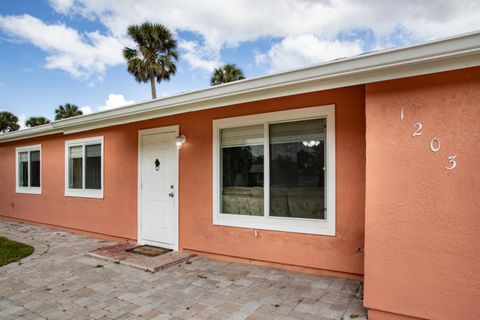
(65, 136, 103, 199)
(16, 145, 42, 194)
(269, 119, 326, 220)
(213, 105, 335, 236)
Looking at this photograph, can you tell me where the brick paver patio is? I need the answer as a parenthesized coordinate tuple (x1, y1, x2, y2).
(0, 220, 366, 319)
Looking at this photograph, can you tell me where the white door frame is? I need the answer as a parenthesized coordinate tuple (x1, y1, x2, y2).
(138, 125, 179, 251)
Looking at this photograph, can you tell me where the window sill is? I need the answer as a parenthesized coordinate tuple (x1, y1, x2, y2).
(65, 189, 103, 199)
(16, 187, 42, 195)
(214, 214, 335, 236)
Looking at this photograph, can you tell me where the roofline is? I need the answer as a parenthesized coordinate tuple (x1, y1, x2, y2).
(2, 30, 480, 143)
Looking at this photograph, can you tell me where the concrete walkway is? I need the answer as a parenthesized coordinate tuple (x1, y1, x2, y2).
(0, 220, 366, 319)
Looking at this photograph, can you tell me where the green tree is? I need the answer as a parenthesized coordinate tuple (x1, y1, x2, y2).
(54, 103, 83, 120)
(25, 116, 51, 127)
(123, 22, 179, 99)
(0, 111, 20, 133)
(210, 63, 245, 85)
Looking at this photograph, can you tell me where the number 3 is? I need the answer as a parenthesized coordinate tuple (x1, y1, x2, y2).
(445, 155, 457, 170)
(412, 123, 423, 136)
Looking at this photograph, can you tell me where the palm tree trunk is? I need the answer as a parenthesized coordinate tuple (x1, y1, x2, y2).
(149, 67, 157, 99)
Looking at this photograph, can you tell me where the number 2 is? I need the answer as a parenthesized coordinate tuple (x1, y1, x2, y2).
(412, 123, 423, 136)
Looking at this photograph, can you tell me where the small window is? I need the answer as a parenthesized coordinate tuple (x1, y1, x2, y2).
(65, 136, 103, 199)
(213, 105, 335, 236)
(16, 145, 42, 194)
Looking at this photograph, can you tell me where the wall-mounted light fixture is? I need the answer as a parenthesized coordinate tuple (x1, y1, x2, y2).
(175, 135, 186, 149)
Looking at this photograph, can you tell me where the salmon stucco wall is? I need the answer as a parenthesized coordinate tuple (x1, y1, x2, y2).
(364, 67, 480, 320)
(0, 128, 139, 241)
(0, 85, 366, 275)
(177, 86, 366, 276)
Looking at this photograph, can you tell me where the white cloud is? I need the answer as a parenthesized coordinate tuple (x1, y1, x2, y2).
(0, 14, 125, 80)
(18, 113, 27, 130)
(45, 0, 480, 72)
(98, 93, 134, 111)
(48, 0, 75, 14)
(1, 0, 479, 79)
(48, 1, 480, 47)
(179, 40, 221, 72)
(256, 35, 363, 72)
(80, 106, 93, 114)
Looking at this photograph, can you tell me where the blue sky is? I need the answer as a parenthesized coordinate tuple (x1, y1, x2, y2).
(1, 0, 479, 127)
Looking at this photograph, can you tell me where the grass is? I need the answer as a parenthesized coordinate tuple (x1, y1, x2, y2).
(0, 236, 34, 267)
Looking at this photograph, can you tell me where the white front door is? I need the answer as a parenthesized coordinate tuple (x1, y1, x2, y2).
(139, 127, 178, 249)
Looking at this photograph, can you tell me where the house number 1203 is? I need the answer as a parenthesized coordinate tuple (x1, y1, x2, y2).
(401, 107, 457, 170)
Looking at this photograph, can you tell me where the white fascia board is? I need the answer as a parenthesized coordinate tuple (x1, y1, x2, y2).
(0, 124, 61, 143)
(1, 30, 480, 142)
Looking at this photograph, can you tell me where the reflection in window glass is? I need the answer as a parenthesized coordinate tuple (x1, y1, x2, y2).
(220, 125, 264, 216)
(85, 144, 101, 189)
(18, 151, 28, 187)
(269, 119, 326, 219)
(69, 146, 83, 189)
(30, 150, 40, 187)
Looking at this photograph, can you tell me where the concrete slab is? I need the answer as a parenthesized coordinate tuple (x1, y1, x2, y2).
(87, 243, 195, 272)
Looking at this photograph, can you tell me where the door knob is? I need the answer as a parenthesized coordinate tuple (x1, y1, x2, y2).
(169, 192, 174, 197)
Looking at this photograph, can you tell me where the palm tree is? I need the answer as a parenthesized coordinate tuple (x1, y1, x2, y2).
(25, 116, 51, 127)
(55, 103, 83, 120)
(210, 64, 245, 85)
(123, 22, 178, 99)
(0, 111, 20, 133)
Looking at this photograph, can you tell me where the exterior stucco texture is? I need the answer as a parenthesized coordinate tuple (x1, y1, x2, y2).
(0, 85, 366, 276)
(365, 67, 480, 320)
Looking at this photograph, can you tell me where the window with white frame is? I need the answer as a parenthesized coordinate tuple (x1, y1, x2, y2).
(65, 136, 104, 199)
(213, 105, 335, 236)
(16, 145, 42, 194)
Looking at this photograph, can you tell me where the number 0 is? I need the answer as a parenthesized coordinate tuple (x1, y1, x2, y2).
(430, 138, 440, 152)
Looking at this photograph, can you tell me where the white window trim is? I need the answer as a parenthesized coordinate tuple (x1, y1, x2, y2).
(16, 144, 42, 195)
(64, 136, 104, 199)
(212, 105, 336, 236)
